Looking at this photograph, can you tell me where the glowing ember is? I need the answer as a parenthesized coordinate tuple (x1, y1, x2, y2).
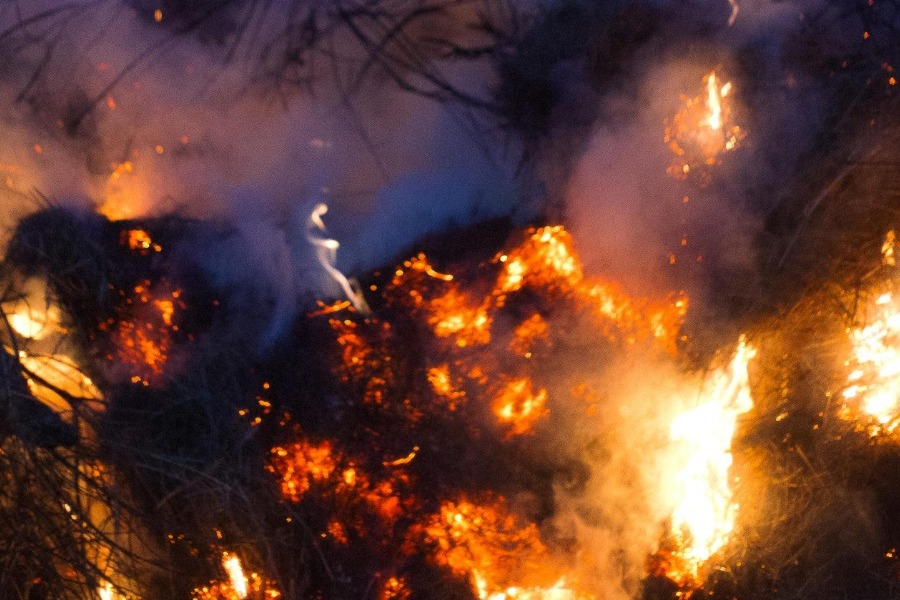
(883, 230, 897, 266)
(379, 576, 411, 600)
(110, 281, 183, 380)
(509, 314, 551, 358)
(429, 289, 493, 348)
(269, 440, 337, 502)
(269, 437, 407, 524)
(497, 227, 686, 351)
(665, 337, 756, 580)
(123, 228, 161, 253)
(665, 70, 743, 180)
(428, 364, 466, 409)
(330, 318, 396, 405)
(492, 377, 549, 435)
(840, 291, 900, 435)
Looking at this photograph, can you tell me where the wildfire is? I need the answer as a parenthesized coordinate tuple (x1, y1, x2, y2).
(428, 289, 493, 348)
(98, 583, 115, 600)
(223, 554, 249, 598)
(379, 576, 411, 600)
(192, 553, 281, 600)
(268, 437, 407, 524)
(665, 70, 743, 179)
(269, 440, 338, 502)
(420, 498, 590, 599)
(427, 364, 466, 409)
(510, 314, 550, 358)
(110, 281, 184, 380)
(498, 226, 582, 294)
(122, 228, 161, 254)
(492, 377, 549, 436)
(664, 337, 756, 581)
(496, 227, 686, 351)
(840, 290, 900, 435)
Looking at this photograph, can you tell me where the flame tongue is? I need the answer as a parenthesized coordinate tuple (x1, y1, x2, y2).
(223, 554, 249, 599)
(841, 289, 900, 435)
(666, 70, 743, 179)
(664, 337, 756, 580)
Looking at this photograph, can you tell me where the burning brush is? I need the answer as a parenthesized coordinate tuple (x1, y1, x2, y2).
(838, 231, 900, 437)
(0, 204, 768, 599)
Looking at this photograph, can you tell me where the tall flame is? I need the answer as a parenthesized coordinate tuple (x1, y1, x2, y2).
(665, 337, 756, 579)
(223, 554, 249, 599)
(840, 290, 900, 435)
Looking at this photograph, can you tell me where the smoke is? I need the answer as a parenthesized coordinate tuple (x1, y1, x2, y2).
(555, 0, 833, 312)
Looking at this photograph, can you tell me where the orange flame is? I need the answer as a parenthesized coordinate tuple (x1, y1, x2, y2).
(192, 553, 281, 600)
(492, 377, 549, 436)
(663, 337, 756, 581)
(123, 229, 161, 253)
(419, 498, 591, 599)
(110, 282, 183, 381)
(840, 290, 900, 436)
(665, 70, 743, 179)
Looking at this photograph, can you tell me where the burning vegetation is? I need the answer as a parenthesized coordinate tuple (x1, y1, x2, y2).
(0, 207, 766, 599)
(3, 1, 900, 599)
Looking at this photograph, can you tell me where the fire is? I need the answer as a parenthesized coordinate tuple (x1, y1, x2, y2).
(4, 278, 63, 341)
(7, 302, 61, 341)
(510, 314, 550, 357)
(883, 229, 897, 266)
(420, 498, 590, 599)
(665, 70, 743, 179)
(664, 337, 756, 580)
(840, 291, 900, 435)
(269, 440, 338, 502)
(109, 281, 184, 380)
(427, 364, 465, 409)
(268, 437, 408, 524)
(492, 377, 549, 436)
(498, 226, 582, 294)
(496, 227, 686, 351)
(98, 583, 115, 600)
(385, 227, 685, 355)
(379, 576, 411, 600)
(123, 228, 161, 253)
(101, 160, 152, 220)
(223, 554, 249, 599)
(192, 553, 281, 600)
(429, 289, 493, 347)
